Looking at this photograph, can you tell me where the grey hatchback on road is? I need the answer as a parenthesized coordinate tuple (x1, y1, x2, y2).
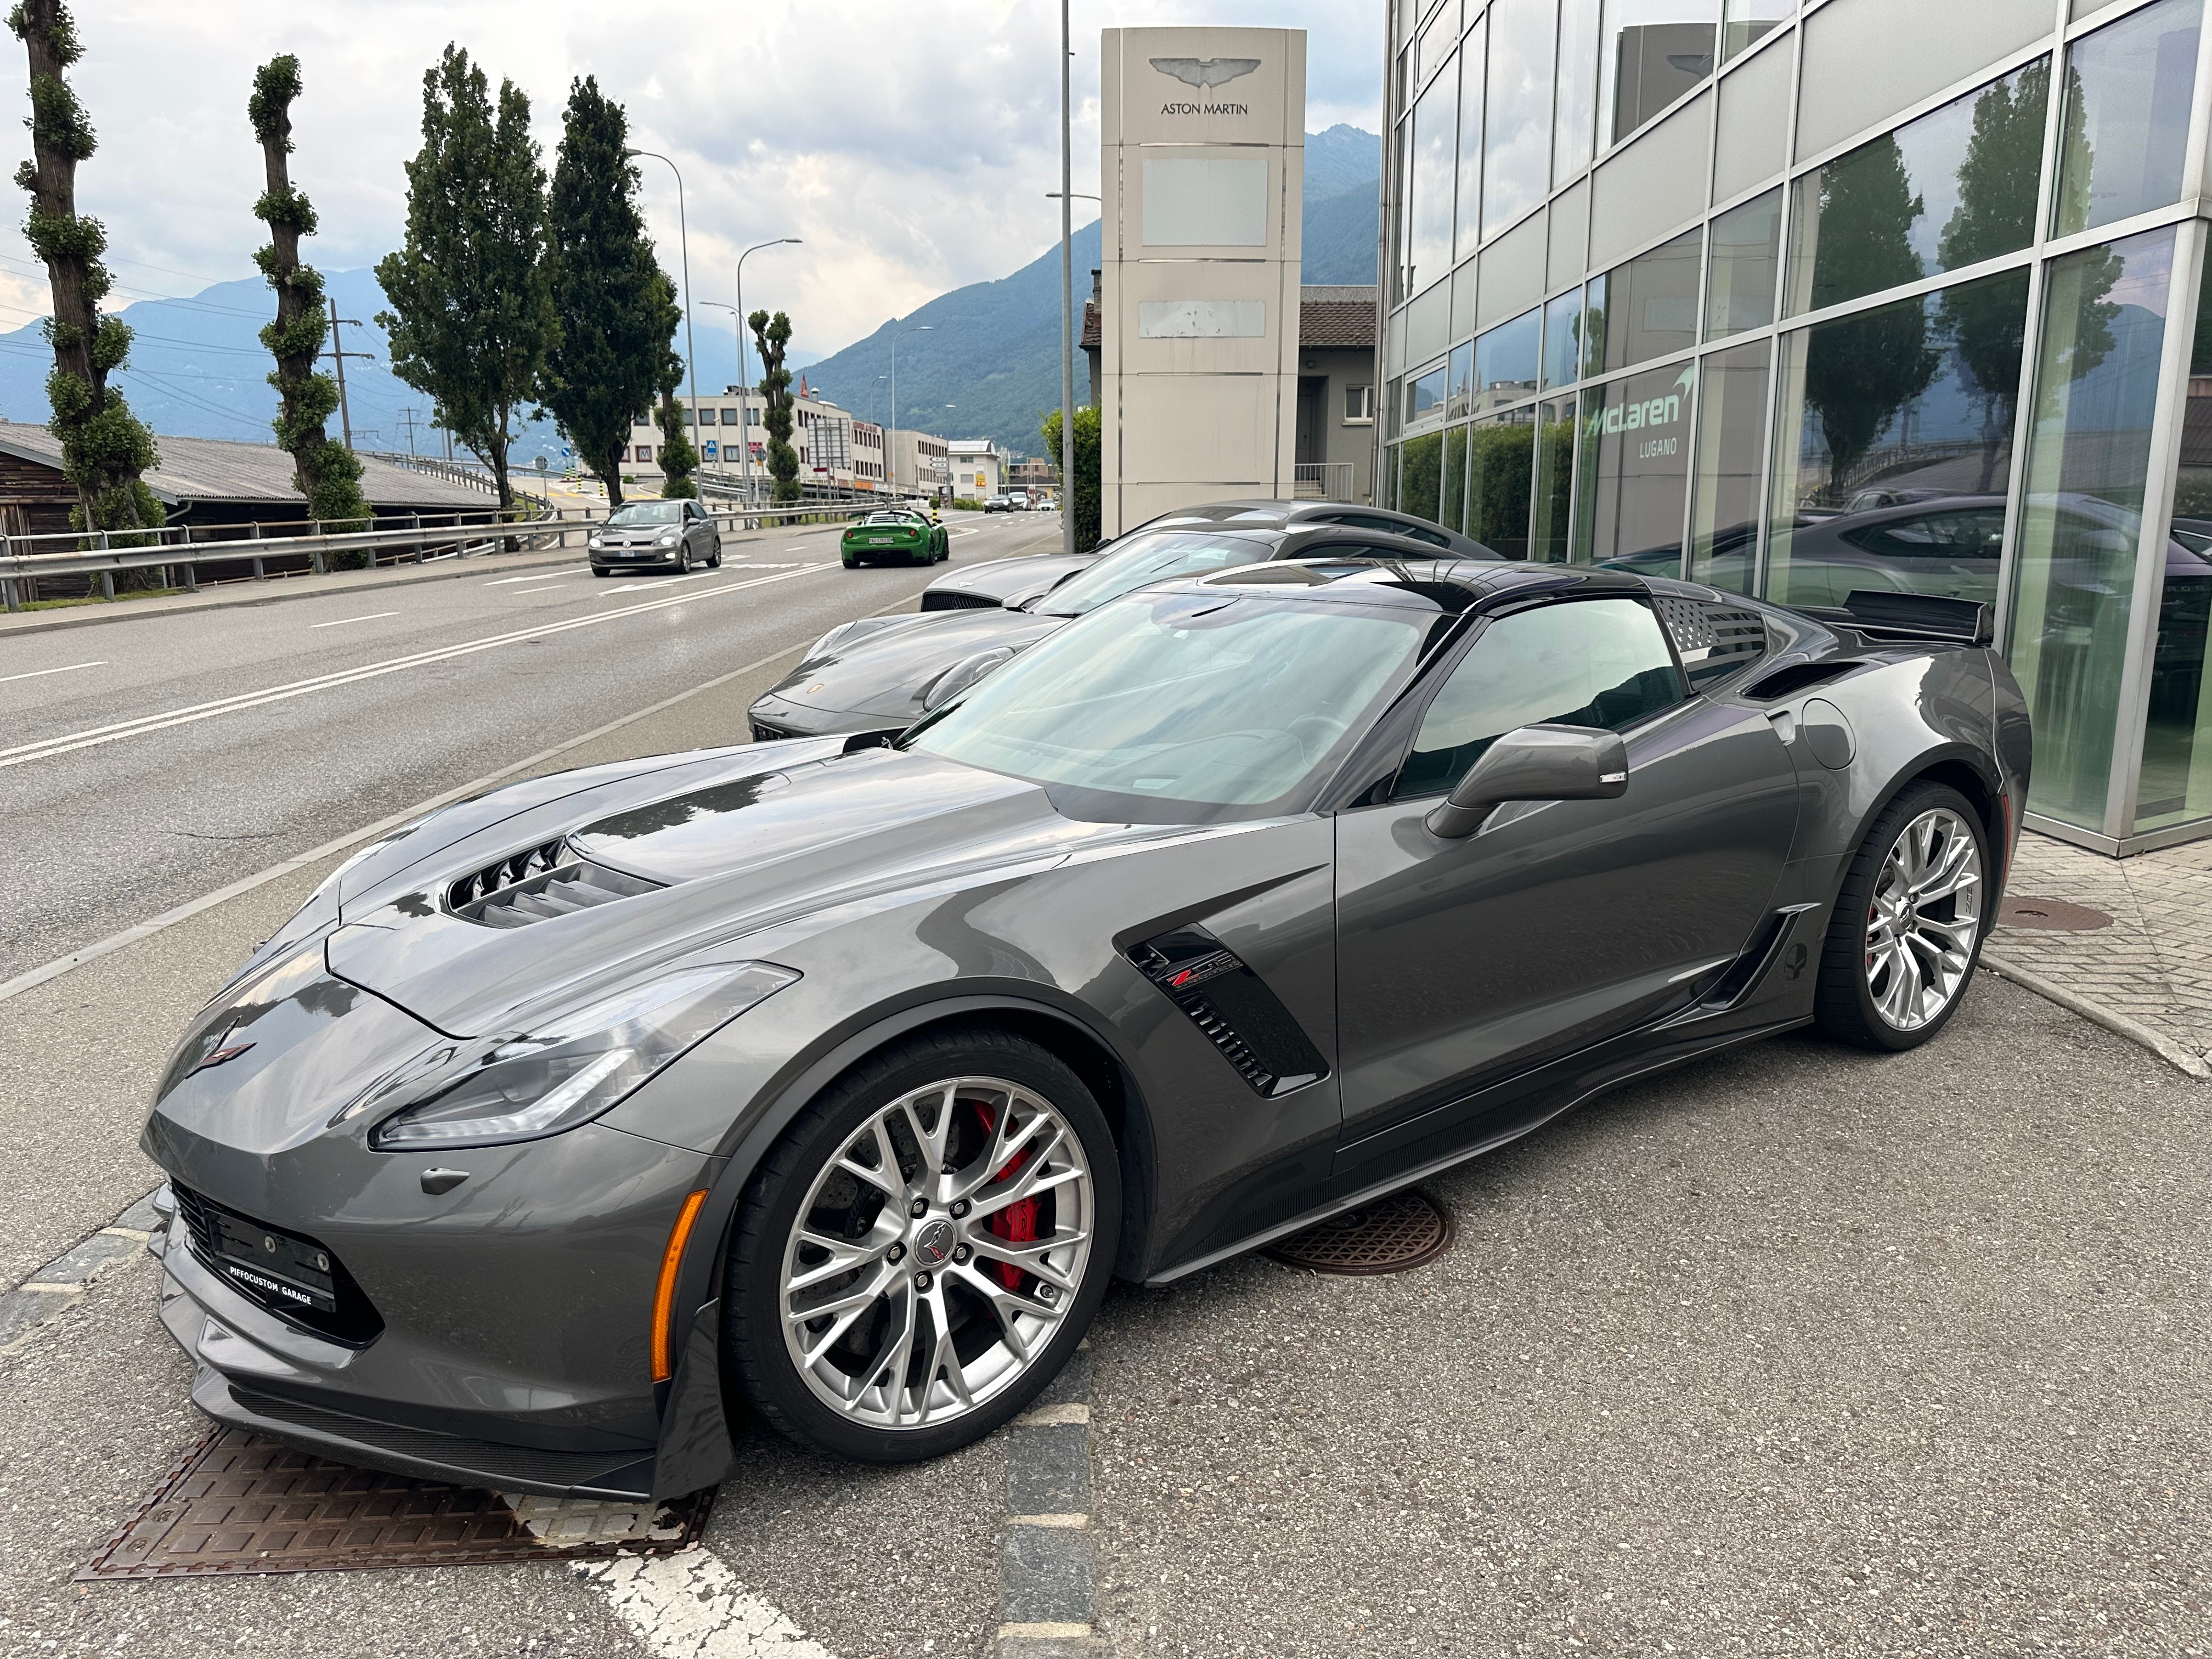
(588, 500, 723, 577)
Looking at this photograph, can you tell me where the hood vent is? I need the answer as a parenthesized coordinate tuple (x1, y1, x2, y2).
(445, 839, 663, 928)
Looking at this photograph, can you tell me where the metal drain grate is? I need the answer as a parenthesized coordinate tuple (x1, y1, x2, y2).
(1997, 895, 2113, 932)
(1265, 1189, 1454, 1276)
(80, 1430, 712, 1579)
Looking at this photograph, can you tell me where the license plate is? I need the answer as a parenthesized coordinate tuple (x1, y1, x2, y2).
(206, 1209, 338, 1313)
(866, 537, 893, 545)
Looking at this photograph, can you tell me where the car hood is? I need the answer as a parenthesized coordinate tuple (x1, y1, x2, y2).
(764, 607, 1064, 719)
(320, 744, 1151, 1039)
(928, 553, 1095, 606)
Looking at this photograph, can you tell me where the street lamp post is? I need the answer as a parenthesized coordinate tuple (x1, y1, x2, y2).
(627, 149, 702, 496)
(735, 237, 803, 504)
(890, 324, 933, 500)
(1058, 0, 1075, 555)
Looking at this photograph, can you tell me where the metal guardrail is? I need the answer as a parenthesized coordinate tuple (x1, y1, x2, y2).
(0, 500, 882, 612)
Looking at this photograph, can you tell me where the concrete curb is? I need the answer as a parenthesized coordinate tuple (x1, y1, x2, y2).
(0, 1186, 163, 1353)
(998, 1345, 1109, 1658)
(1982, 949, 2211, 1081)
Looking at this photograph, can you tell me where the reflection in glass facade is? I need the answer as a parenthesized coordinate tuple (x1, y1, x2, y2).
(1381, 0, 2212, 849)
(1786, 60, 2047, 317)
(2053, 0, 2202, 238)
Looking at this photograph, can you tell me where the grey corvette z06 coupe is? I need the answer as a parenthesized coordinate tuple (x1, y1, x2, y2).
(144, 558, 2028, 1493)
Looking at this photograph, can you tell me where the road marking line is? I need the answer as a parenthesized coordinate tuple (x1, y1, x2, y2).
(582, 1553, 839, 1658)
(308, 611, 400, 629)
(1010, 1513, 1091, 1528)
(483, 572, 566, 586)
(1013, 1402, 1088, 1426)
(0, 659, 105, 684)
(1000, 1624, 1093, 1640)
(0, 565, 826, 772)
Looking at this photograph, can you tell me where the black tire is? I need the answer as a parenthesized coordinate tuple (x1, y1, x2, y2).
(1812, 781, 1991, 1052)
(708, 545, 723, 568)
(725, 1025, 1120, 1463)
(842, 557, 858, 569)
(591, 565, 612, 578)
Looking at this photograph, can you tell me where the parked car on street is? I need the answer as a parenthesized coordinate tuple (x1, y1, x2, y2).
(588, 499, 723, 576)
(840, 509, 949, 567)
(752, 504, 1498, 742)
(144, 554, 2027, 1490)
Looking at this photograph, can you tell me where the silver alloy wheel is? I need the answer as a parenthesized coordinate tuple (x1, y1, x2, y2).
(779, 1075, 1094, 1430)
(1864, 805, 1984, 1030)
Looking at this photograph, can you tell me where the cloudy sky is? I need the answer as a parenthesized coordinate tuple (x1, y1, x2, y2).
(0, 0, 1382, 363)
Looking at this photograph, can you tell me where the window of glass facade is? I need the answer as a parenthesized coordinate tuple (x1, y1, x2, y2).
(1541, 288, 1587, 388)
(1448, 338, 1475, 419)
(1441, 425, 1471, 534)
(1576, 359, 1699, 567)
(1408, 362, 1449, 428)
(1417, 0, 1460, 90)
(1593, 228, 1703, 371)
(1689, 338, 1773, 592)
(2010, 228, 2179, 830)
(1533, 395, 1580, 561)
(1454, 18, 1488, 264)
(1476, 306, 1542, 410)
(1787, 59, 2047, 317)
(1599, 0, 1718, 149)
(1767, 266, 2029, 607)
(1554, 0, 1602, 185)
(1408, 74, 1458, 296)
(1483, 0, 1556, 237)
(1722, 0, 1792, 64)
(1707, 189, 1782, 339)
(2054, 0, 2203, 240)
(2137, 248, 2212, 831)
(1469, 409, 1537, 557)
(1402, 428, 1448, 524)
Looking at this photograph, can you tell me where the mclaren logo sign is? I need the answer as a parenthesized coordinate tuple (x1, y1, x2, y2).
(1151, 55, 1260, 115)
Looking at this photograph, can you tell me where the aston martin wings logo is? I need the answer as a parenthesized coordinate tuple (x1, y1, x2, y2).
(1150, 56, 1261, 90)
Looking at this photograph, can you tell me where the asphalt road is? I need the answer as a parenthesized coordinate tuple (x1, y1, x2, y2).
(0, 510, 1060, 984)
(2, 978, 2204, 1658)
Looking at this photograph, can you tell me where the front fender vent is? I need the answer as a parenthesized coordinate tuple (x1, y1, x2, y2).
(1130, 927, 1328, 1098)
(445, 840, 663, 928)
(918, 589, 1000, 611)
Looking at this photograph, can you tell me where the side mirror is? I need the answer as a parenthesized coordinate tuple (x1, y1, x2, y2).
(920, 646, 1016, 712)
(1424, 724, 1629, 840)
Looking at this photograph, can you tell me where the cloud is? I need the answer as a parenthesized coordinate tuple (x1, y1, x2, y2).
(0, 0, 1379, 362)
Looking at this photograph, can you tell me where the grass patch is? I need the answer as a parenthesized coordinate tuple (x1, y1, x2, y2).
(13, 586, 185, 612)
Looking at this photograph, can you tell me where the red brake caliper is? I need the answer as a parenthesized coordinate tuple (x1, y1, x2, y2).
(973, 1103, 1040, 1290)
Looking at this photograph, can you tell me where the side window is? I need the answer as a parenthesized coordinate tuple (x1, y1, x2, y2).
(1394, 599, 1688, 799)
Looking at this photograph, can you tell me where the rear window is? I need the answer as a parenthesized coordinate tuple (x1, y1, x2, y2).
(1036, 530, 1282, 617)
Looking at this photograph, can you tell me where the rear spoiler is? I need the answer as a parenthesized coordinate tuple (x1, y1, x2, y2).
(1784, 589, 1993, 647)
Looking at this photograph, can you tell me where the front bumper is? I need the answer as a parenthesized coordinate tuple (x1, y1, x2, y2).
(145, 1111, 729, 1498)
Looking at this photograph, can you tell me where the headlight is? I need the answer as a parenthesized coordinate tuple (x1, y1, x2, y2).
(349, 961, 799, 1149)
(658, 529, 681, 546)
(588, 533, 605, 547)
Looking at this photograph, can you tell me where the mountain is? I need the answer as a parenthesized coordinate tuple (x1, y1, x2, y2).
(1304, 123, 1383, 203)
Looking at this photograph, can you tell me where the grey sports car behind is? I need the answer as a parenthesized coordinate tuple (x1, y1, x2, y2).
(145, 558, 2027, 1493)
(753, 505, 1498, 743)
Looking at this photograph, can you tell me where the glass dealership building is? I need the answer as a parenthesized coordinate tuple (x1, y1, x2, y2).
(1375, 0, 2212, 853)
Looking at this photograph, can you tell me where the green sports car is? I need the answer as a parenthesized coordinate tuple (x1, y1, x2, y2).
(841, 509, 949, 568)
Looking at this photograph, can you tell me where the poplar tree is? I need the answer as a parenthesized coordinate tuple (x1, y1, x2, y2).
(249, 54, 369, 532)
(9, 0, 160, 540)
(375, 45, 555, 520)
(539, 77, 663, 507)
(749, 308, 800, 503)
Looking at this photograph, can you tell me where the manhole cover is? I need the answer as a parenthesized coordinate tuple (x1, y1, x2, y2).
(1997, 895, 2114, 932)
(1265, 1189, 1454, 1276)
(80, 1430, 713, 1579)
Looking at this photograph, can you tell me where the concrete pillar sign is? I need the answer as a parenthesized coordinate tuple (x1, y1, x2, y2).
(1098, 26, 1305, 537)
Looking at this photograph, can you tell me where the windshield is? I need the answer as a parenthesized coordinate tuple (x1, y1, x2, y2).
(1035, 530, 1281, 617)
(861, 512, 920, 525)
(607, 503, 682, 526)
(911, 590, 1427, 821)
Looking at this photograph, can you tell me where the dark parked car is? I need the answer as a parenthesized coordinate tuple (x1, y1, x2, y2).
(145, 556, 2025, 1493)
(916, 497, 1487, 613)
(757, 503, 1502, 742)
(588, 499, 722, 577)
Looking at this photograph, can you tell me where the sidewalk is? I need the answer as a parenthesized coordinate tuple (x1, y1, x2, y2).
(1990, 830, 2212, 1074)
